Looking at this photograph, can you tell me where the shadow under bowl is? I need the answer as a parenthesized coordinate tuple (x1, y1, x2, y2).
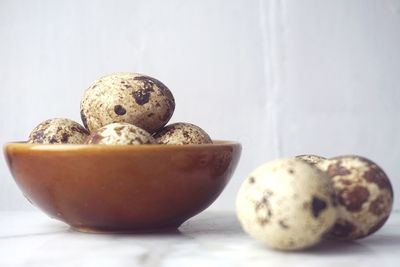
(3, 140, 241, 233)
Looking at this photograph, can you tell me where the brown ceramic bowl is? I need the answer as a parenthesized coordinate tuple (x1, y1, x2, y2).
(4, 141, 241, 232)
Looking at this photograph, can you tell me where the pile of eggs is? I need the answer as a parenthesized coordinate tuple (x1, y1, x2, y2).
(26, 73, 394, 252)
(27, 73, 212, 145)
(236, 155, 393, 251)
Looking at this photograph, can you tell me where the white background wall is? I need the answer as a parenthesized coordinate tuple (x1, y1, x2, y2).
(1, 0, 399, 211)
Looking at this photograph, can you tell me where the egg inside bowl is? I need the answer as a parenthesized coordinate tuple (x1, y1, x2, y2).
(3, 141, 241, 232)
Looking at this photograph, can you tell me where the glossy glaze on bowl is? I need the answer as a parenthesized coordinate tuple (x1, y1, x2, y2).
(4, 141, 241, 232)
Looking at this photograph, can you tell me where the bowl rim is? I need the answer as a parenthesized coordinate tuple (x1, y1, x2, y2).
(4, 140, 241, 152)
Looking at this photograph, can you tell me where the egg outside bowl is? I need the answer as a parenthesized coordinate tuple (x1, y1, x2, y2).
(4, 141, 241, 233)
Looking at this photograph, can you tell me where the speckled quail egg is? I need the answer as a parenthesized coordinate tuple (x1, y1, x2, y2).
(318, 155, 393, 240)
(236, 158, 337, 251)
(153, 122, 212, 145)
(85, 122, 155, 145)
(296, 154, 326, 165)
(80, 73, 175, 133)
(28, 118, 89, 144)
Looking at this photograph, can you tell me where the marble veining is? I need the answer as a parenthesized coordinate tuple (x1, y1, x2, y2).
(0, 211, 399, 267)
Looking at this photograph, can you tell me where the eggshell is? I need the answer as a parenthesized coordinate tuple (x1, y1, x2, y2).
(236, 158, 337, 250)
(296, 154, 326, 165)
(154, 122, 212, 145)
(80, 73, 175, 133)
(318, 155, 393, 240)
(85, 122, 155, 145)
(28, 118, 89, 144)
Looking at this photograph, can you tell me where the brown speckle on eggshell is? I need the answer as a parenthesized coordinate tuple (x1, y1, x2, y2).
(80, 73, 175, 133)
(318, 155, 393, 240)
(28, 118, 89, 144)
(236, 158, 337, 251)
(154, 122, 212, 145)
(85, 122, 155, 145)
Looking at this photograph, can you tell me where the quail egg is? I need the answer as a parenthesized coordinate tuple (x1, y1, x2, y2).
(296, 154, 326, 165)
(80, 73, 175, 133)
(85, 122, 155, 145)
(154, 122, 212, 145)
(236, 158, 337, 250)
(28, 118, 89, 144)
(318, 155, 393, 240)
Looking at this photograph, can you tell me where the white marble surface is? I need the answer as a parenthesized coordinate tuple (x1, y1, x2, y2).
(0, 210, 399, 267)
